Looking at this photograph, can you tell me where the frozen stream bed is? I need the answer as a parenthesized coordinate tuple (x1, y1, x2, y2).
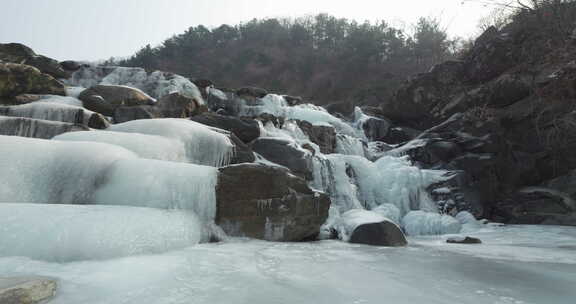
(1, 225, 575, 304)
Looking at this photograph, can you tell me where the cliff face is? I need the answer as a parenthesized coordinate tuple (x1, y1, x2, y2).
(379, 3, 576, 224)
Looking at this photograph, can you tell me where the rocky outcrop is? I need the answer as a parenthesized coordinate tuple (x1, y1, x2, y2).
(497, 187, 576, 225)
(236, 86, 268, 98)
(156, 92, 204, 118)
(0, 43, 68, 78)
(252, 137, 314, 180)
(0, 63, 65, 98)
(0, 117, 89, 139)
(380, 11, 576, 225)
(296, 120, 336, 154)
(79, 84, 155, 116)
(228, 133, 256, 164)
(191, 112, 260, 143)
(0, 276, 57, 304)
(216, 164, 330, 241)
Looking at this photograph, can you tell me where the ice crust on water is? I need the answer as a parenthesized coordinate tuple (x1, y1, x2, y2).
(0, 204, 205, 262)
(109, 118, 235, 167)
(3, 224, 574, 304)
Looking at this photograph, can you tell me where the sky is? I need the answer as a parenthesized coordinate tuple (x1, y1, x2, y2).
(0, 0, 494, 61)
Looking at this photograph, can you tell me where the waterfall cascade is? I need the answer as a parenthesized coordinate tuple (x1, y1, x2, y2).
(0, 67, 480, 265)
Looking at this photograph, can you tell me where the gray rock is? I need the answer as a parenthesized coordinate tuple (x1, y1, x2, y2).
(0, 276, 57, 304)
(340, 210, 407, 247)
(216, 163, 330, 241)
(156, 92, 204, 118)
(446, 236, 482, 244)
(0, 63, 65, 98)
(252, 137, 314, 180)
(0, 43, 68, 78)
(191, 112, 260, 143)
(113, 105, 159, 123)
(79, 84, 155, 116)
(236, 86, 268, 98)
(296, 120, 336, 154)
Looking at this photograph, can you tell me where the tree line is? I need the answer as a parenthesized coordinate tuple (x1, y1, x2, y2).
(117, 14, 461, 105)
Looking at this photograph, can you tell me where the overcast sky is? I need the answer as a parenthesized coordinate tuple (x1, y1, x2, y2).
(0, 0, 493, 61)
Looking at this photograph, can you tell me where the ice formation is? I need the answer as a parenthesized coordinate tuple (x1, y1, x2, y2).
(0, 135, 219, 214)
(402, 210, 462, 236)
(0, 204, 205, 262)
(66, 66, 203, 101)
(0, 102, 96, 125)
(54, 131, 189, 163)
(239, 94, 357, 136)
(108, 119, 235, 167)
(337, 209, 400, 241)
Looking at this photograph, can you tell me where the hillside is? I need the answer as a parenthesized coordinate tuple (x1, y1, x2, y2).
(118, 14, 458, 106)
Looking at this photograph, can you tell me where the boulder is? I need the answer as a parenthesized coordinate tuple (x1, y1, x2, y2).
(283, 95, 303, 106)
(0, 117, 89, 139)
(0, 276, 57, 304)
(228, 133, 256, 164)
(216, 163, 330, 241)
(79, 84, 155, 116)
(495, 187, 576, 225)
(341, 209, 407, 247)
(446, 236, 482, 244)
(191, 112, 260, 143)
(296, 120, 337, 154)
(236, 86, 268, 98)
(60, 60, 84, 71)
(362, 117, 392, 142)
(155, 92, 204, 118)
(113, 105, 159, 123)
(252, 137, 314, 180)
(0, 43, 68, 78)
(0, 63, 65, 98)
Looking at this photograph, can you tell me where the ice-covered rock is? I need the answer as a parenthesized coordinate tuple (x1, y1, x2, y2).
(401, 210, 462, 236)
(191, 112, 260, 143)
(339, 209, 407, 246)
(252, 137, 314, 180)
(108, 119, 235, 167)
(66, 66, 203, 102)
(0, 204, 207, 262)
(0, 101, 109, 129)
(0, 116, 89, 139)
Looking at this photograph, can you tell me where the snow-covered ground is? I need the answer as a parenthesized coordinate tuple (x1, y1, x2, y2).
(1, 224, 574, 304)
